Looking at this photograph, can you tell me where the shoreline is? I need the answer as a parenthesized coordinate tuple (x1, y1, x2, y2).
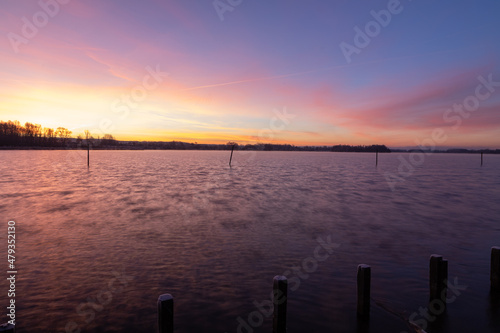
(1, 146, 500, 154)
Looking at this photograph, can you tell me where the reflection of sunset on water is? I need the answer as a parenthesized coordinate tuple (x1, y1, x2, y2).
(1, 0, 500, 332)
(1, 150, 500, 331)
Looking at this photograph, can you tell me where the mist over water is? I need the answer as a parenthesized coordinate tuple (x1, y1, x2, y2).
(1, 150, 499, 332)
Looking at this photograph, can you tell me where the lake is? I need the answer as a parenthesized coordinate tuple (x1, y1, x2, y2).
(1, 150, 499, 332)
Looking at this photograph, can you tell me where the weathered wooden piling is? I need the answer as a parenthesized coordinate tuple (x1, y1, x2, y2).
(440, 258, 448, 300)
(273, 275, 288, 333)
(429, 255, 448, 309)
(0, 323, 15, 333)
(491, 247, 500, 291)
(158, 294, 174, 333)
(85, 130, 91, 168)
(229, 144, 235, 167)
(357, 264, 371, 318)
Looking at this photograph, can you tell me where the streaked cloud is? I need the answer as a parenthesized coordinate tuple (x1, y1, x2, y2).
(0, 0, 499, 147)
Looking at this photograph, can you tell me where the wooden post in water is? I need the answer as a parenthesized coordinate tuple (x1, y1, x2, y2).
(0, 324, 15, 333)
(376, 150, 379, 166)
(429, 254, 448, 312)
(357, 264, 371, 319)
(158, 294, 174, 333)
(229, 144, 235, 167)
(491, 247, 500, 291)
(85, 130, 91, 168)
(273, 275, 288, 333)
(440, 258, 448, 300)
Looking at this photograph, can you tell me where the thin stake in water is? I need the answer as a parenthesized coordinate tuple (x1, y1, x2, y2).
(229, 144, 235, 167)
(85, 130, 91, 168)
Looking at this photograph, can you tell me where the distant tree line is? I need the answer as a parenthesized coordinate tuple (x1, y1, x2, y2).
(96, 140, 391, 152)
(0, 119, 391, 152)
(392, 148, 500, 154)
(3, 119, 496, 153)
(0, 120, 72, 147)
(0, 120, 115, 148)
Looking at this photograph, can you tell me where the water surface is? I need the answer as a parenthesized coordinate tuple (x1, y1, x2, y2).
(1, 150, 499, 332)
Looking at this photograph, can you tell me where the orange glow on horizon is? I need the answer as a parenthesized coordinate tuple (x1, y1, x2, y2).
(1, 1, 499, 149)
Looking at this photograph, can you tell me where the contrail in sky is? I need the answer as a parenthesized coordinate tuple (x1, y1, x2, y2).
(182, 49, 456, 91)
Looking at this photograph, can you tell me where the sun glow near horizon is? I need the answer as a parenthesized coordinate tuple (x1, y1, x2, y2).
(1, 0, 499, 148)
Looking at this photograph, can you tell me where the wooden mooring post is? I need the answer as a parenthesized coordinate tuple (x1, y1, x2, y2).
(148, 250, 491, 332)
(158, 294, 174, 333)
(273, 275, 288, 333)
(491, 247, 500, 291)
(229, 144, 235, 167)
(357, 264, 371, 319)
(0, 324, 15, 333)
(429, 254, 448, 312)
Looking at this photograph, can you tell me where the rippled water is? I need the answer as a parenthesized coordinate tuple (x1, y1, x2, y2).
(1, 150, 499, 332)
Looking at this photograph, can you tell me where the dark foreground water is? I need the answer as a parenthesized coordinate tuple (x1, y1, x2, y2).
(1, 150, 499, 333)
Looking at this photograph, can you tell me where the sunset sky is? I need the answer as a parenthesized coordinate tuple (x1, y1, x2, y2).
(1, 0, 499, 147)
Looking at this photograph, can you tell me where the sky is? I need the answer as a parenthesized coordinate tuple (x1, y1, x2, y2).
(0, 0, 499, 148)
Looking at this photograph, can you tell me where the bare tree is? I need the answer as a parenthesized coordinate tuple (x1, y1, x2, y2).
(56, 127, 72, 146)
(84, 130, 93, 147)
(76, 135, 83, 147)
(101, 134, 116, 146)
(44, 128, 55, 146)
